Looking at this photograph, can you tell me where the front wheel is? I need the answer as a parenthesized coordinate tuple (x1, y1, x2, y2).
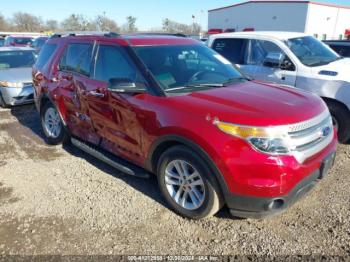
(327, 102, 350, 143)
(157, 145, 223, 219)
(41, 102, 69, 145)
(0, 93, 8, 108)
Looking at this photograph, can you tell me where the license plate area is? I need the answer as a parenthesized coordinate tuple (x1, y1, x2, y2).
(319, 152, 336, 179)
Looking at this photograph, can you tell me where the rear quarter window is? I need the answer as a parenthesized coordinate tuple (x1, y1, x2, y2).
(35, 43, 58, 69)
(212, 38, 247, 64)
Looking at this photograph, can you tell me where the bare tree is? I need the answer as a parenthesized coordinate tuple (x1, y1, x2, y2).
(162, 18, 201, 35)
(61, 14, 96, 31)
(95, 15, 120, 32)
(122, 16, 137, 33)
(45, 19, 59, 31)
(11, 12, 43, 31)
(0, 13, 9, 31)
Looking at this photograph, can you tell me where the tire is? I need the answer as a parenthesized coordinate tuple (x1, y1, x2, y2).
(40, 101, 69, 145)
(157, 145, 224, 219)
(327, 101, 350, 143)
(0, 93, 8, 108)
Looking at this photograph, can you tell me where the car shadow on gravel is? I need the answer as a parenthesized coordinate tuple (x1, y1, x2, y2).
(9, 104, 43, 139)
(62, 143, 169, 207)
(9, 104, 234, 219)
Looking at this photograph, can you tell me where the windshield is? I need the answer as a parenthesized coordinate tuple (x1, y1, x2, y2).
(286, 36, 340, 67)
(0, 50, 36, 69)
(0, 39, 4, 47)
(133, 44, 245, 92)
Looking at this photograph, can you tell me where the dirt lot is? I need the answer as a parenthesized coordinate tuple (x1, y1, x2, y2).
(0, 105, 349, 257)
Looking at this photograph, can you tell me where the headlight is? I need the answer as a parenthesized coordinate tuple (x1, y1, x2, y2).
(215, 121, 289, 155)
(0, 81, 24, 88)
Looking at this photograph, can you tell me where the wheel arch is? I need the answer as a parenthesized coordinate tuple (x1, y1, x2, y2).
(146, 134, 231, 200)
(322, 96, 350, 114)
(39, 92, 68, 127)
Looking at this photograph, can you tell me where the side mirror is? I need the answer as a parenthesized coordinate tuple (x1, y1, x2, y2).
(263, 52, 284, 68)
(108, 78, 146, 93)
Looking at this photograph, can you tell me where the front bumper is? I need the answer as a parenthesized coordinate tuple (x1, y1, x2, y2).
(0, 85, 34, 106)
(227, 153, 335, 219)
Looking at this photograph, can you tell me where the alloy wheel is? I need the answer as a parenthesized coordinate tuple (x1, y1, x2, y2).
(164, 160, 205, 210)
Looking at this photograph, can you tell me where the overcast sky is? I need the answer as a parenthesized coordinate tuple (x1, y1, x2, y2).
(0, 0, 348, 30)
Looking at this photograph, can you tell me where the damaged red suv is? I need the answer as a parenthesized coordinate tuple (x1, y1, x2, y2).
(32, 33, 337, 219)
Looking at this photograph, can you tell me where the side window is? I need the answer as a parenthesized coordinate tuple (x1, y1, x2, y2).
(93, 45, 140, 83)
(212, 38, 247, 64)
(247, 40, 295, 71)
(330, 45, 350, 57)
(59, 43, 93, 76)
(35, 43, 57, 69)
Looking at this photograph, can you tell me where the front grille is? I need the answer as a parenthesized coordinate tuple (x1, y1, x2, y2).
(286, 110, 334, 163)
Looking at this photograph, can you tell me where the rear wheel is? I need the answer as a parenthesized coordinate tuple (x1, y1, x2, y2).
(327, 101, 350, 143)
(41, 102, 69, 145)
(157, 145, 223, 219)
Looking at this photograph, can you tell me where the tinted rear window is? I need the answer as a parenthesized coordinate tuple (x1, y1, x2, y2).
(329, 45, 350, 57)
(212, 38, 247, 64)
(35, 43, 58, 69)
(14, 38, 33, 45)
(0, 50, 36, 69)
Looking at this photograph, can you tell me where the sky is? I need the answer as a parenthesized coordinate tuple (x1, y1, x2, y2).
(0, 0, 349, 30)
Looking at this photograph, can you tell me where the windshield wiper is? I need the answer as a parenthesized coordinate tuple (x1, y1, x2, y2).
(222, 77, 250, 85)
(185, 83, 225, 88)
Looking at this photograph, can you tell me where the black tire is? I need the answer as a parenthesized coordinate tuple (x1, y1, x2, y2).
(0, 93, 8, 108)
(157, 145, 224, 220)
(40, 101, 69, 145)
(327, 101, 350, 143)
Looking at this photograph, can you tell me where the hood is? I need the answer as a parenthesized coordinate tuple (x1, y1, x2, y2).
(312, 57, 350, 82)
(0, 67, 32, 83)
(170, 81, 327, 127)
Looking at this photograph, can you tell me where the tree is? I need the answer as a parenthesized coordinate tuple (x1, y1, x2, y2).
(45, 19, 59, 31)
(12, 12, 42, 31)
(61, 14, 96, 31)
(162, 18, 171, 32)
(0, 13, 9, 31)
(161, 18, 202, 35)
(95, 15, 120, 32)
(122, 16, 137, 33)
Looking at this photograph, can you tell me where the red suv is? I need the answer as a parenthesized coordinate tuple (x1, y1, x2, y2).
(32, 33, 337, 219)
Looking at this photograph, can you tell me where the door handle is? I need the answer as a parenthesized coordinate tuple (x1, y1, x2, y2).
(89, 91, 105, 98)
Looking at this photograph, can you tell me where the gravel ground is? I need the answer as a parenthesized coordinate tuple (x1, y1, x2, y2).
(0, 105, 349, 258)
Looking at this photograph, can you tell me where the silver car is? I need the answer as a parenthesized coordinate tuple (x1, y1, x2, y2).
(0, 47, 36, 107)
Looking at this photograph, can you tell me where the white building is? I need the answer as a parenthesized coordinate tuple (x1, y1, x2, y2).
(208, 0, 350, 40)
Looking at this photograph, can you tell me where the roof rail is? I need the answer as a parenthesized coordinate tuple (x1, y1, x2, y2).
(51, 31, 120, 38)
(132, 32, 188, 38)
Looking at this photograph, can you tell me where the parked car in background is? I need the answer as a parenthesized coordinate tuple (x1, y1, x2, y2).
(4, 36, 33, 47)
(324, 40, 350, 58)
(33, 33, 337, 220)
(30, 36, 49, 54)
(0, 37, 4, 47)
(0, 47, 36, 107)
(209, 32, 350, 143)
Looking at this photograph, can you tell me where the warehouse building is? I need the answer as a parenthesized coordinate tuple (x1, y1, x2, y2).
(208, 0, 350, 40)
